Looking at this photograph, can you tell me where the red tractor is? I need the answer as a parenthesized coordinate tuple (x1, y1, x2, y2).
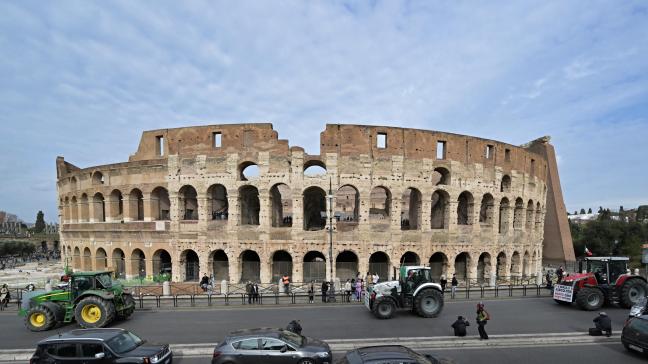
(553, 257, 648, 310)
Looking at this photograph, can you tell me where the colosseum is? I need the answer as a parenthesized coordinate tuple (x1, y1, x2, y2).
(56, 123, 574, 286)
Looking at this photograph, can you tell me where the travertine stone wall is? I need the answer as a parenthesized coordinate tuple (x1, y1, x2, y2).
(56, 123, 573, 285)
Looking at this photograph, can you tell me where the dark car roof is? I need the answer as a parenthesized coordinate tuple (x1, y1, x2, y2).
(39, 328, 126, 344)
(227, 328, 284, 339)
(347, 345, 424, 363)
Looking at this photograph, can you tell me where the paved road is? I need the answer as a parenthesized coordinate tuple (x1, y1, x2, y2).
(0, 297, 633, 350)
(166, 343, 646, 364)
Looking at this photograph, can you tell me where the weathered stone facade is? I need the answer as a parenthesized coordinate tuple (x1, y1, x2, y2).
(56, 123, 574, 284)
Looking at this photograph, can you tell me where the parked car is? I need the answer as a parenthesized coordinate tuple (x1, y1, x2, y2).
(212, 327, 332, 364)
(629, 296, 648, 318)
(30, 328, 172, 364)
(335, 345, 453, 364)
(622, 315, 648, 354)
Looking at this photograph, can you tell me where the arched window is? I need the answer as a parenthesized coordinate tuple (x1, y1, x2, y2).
(457, 191, 474, 225)
(401, 188, 422, 230)
(303, 187, 326, 231)
(270, 184, 292, 227)
(179, 185, 198, 220)
(239, 185, 260, 225)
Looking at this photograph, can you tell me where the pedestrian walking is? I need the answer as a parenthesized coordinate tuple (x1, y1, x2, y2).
(252, 283, 259, 303)
(476, 302, 490, 340)
(355, 279, 363, 301)
(440, 275, 447, 293)
(366, 272, 373, 286)
(321, 281, 329, 302)
(545, 271, 553, 289)
(245, 281, 253, 304)
(373, 273, 379, 284)
(0, 284, 10, 308)
(556, 266, 564, 283)
(308, 281, 314, 304)
(282, 274, 290, 294)
(591, 312, 612, 337)
(451, 315, 470, 337)
(451, 274, 458, 297)
(344, 279, 352, 302)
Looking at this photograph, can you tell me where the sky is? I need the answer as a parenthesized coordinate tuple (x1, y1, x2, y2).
(1, 1, 647, 223)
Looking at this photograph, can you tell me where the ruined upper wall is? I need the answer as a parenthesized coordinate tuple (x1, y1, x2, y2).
(321, 124, 548, 181)
(129, 123, 290, 162)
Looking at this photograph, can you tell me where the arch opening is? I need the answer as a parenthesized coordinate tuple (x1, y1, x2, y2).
(477, 253, 492, 284)
(131, 249, 146, 278)
(457, 191, 474, 226)
(239, 185, 260, 225)
(431, 190, 449, 229)
(479, 194, 495, 227)
(272, 250, 293, 283)
(179, 185, 198, 220)
(181, 249, 199, 281)
(153, 249, 172, 276)
(271, 184, 292, 227)
(95, 248, 107, 270)
(112, 248, 125, 279)
(335, 185, 359, 231)
(303, 251, 326, 283)
(239, 162, 259, 181)
(211, 250, 229, 282)
(454, 252, 471, 283)
(401, 188, 422, 230)
(303, 187, 326, 231)
(151, 187, 171, 220)
(304, 160, 327, 177)
(208, 184, 229, 221)
(429, 253, 448, 281)
(369, 252, 390, 282)
(336, 251, 358, 282)
(400, 251, 420, 266)
(432, 167, 450, 185)
(240, 250, 261, 283)
(129, 189, 144, 221)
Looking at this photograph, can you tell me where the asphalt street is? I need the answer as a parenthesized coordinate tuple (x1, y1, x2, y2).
(0, 297, 634, 350)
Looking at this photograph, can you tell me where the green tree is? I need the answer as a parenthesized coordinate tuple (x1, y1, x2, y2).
(637, 205, 648, 221)
(34, 210, 46, 233)
(580, 208, 586, 214)
(587, 208, 592, 214)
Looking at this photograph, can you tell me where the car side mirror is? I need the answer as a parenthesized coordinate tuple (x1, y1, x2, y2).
(95, 352, 105, 359)
(280, 345, 288, 353)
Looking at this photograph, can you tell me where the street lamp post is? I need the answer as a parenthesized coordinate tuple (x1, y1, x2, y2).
(327, 177, 336, 302)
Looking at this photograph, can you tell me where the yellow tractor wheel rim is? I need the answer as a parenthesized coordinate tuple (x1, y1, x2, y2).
(30, 313, 46, 327)
(81, 304, 102, 323)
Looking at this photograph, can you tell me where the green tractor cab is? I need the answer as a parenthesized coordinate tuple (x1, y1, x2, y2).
(19, 271, 135, 332)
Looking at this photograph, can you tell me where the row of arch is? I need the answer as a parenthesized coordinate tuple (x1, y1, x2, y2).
(61, 183, 544, 233)
(63, 245, 538, 284)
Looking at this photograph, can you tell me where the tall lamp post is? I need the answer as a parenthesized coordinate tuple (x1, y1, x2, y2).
(327, 177, 336, 301)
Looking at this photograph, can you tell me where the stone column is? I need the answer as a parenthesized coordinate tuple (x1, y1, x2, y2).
(124, 249, 134, 279)
(143, 193, 154, 222)
(447, 201, 459, 232)
(358, 191, 371, 233)
(391, 196, 402, 231)
(293, 257, 303, 283)
(78, 200, 87, 222)
(172, 250, 182, 282)
(421, 193, 432, 232)
(291, 192, 303, 234)
(259, 190, 271, 230)
(122, 195, 133, 222)
(104, 199, 116, 222)
(88, 199, 98, 223)
(199, 248, 210, 279)
(227, 192, 239, 231)
(260, 254, 271, 283)
(169, 191, 179, 230)
(229, 251, 240, 284)
(145, 253, 154, 279)
(467, 256, 478, 285)
(197, 194, 209, 230)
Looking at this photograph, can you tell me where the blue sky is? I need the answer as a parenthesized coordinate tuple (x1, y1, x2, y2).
(1, 1, 647, 223)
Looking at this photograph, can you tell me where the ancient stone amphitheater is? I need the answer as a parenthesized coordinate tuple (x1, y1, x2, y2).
(56, 124, 574, 285)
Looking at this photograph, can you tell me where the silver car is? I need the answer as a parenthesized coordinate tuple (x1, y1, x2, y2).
(212, 328, 332, 364)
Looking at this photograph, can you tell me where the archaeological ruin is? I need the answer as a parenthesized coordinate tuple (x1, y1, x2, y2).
(56, 123, 575, 285)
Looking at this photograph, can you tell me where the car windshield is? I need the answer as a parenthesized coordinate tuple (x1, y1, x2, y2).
(630, 318, 648, 334)
(106, 331, 143, 354)
(96, 274, 112, 289)
(279, 331, 304, 347)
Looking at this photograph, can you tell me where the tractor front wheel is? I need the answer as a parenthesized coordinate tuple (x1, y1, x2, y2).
(575, 287, 604, 311)
(74, 296, 116, 328)
(25, 306, 55, 332)
(372, 298, 395, 319)
(414, 289, 444, 318)
(620, 278, 648, 308)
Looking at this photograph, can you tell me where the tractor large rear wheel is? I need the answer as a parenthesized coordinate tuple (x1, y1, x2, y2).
(74, 296, 116, 328)
(116, 294, 135, 320)
(372, 298, 395, 319)
(25, 306, 55, 332)
(414, 289, 444, 318)
(575, 287, 604, 311)
(620, 278, 648, 308)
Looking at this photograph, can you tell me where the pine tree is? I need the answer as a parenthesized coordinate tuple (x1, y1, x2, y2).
(34, 211, 46, 233)
(580, 208, 586, 214)
(587, 208, 592, 214)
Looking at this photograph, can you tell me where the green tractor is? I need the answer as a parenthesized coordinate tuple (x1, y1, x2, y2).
(19, 270, 135, 331)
